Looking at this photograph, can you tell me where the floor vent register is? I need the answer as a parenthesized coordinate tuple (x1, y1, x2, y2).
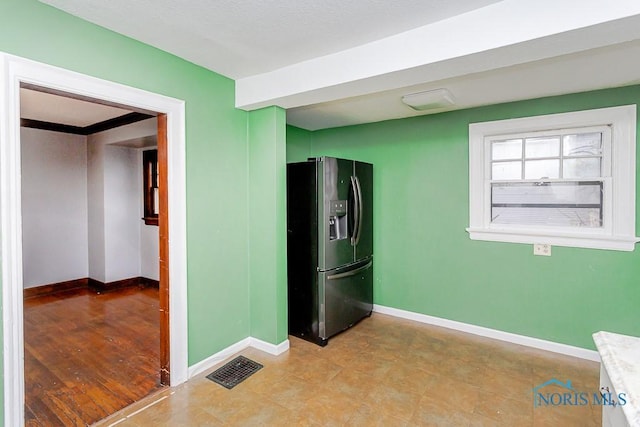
(206, 356, 263, 389)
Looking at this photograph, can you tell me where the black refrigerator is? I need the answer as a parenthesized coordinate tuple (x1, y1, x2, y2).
(287, 157, 373, 346)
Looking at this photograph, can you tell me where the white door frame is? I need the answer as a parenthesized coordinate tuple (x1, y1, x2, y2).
(0, 53, 189, 427)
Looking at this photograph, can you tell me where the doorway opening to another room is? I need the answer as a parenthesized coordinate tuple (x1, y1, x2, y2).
(21, 84, 167, 425)
(0, 54, 188, 427)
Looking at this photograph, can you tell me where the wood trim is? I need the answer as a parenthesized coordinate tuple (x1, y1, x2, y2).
(87, 277, 159, 293)
(20, 118, 85, 135)
(158, 113, 171, 385)
(143, 149, 159, 226)
(23, 278, 89, 299)
(23, 277, 159, 298)
(83, 112, 153, 134)
(139, 277, 160, 288)
(21, 112, 153, 136)
(143, 217, 159, 226)
(88, 277, 139, 293)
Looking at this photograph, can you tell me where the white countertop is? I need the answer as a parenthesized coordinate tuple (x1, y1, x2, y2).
(593, 331, 640, 426)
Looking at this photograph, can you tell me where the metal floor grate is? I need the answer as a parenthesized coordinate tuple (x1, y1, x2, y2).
(206, 356, 263, 389)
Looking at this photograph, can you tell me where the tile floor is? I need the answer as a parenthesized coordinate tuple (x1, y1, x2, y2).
(96, 313, 601, 426)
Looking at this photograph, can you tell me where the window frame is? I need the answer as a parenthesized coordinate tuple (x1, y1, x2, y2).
(467, 105, 638, 251)
(143, 148, 159, 226)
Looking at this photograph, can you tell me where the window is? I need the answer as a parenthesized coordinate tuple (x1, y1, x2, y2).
(143, 149, 159, 226)
(467, 106, 638, 251)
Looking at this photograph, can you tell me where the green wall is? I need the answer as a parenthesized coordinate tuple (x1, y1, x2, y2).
(295, 86, 640, 350)
(286, 125, 313, 162)
(248, 107, 288, 344)
(0, 0, 257, 410)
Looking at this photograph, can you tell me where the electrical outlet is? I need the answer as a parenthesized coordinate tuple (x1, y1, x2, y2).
(533, 244, 551, 256)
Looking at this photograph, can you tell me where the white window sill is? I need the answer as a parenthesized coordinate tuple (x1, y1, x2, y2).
(466, 227, 640, 251)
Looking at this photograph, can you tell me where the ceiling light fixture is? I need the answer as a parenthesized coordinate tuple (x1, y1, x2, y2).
(401, 88, 456, 111)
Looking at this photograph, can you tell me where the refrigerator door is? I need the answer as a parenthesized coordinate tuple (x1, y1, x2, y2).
(354, 161, 373, 261)
(319, 258, 373, 339)
(318, 157, 356, 271)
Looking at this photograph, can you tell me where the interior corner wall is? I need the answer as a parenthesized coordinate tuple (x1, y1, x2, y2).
(103, 145, 141, 282)
(88, 119, 157, 283)
(307, 85, 640, 351)
(286, 125, 314, 163)
(1, 0, 252, 385)
(20, 127, 89, 288)
(87, 134, 142, 283)
(248, 106, 288, 345)
(86, 137, 106, 282)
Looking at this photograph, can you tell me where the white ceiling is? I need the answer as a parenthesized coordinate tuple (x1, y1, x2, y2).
(37, 0, 640, 130)
(20, 88, 132, 127)
(39, 0, 503, 79)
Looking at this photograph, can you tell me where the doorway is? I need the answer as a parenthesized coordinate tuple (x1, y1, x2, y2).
(0, 54, 188, 426)
(21, 84, 165, 424)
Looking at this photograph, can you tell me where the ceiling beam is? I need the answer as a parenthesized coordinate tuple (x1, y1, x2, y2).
(236, 0, 640, 111)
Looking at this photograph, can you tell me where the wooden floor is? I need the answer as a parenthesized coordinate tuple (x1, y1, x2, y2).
(24, 286, 164, 426)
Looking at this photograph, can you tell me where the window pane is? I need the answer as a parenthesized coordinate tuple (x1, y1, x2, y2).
(563, 158, 601, 179)
(492, 139, 522, 160)
(525, 136, 560, 158)
(492, 207, 602, 227)
(563, 133, 602, 157)
(524, 159, 559, 179)
(491, 181, 602, 228)
(492, 161, 521, 180)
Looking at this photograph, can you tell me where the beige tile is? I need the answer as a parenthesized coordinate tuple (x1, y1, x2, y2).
(533, 404, 600, 427)
(325, 367, 379, 398)
(366, 382, 422, 421)
(472, 392, 533, 425)
(94, 314, 599, 427)
(347, 403, 409, 426)
(295, 387, 362, 426)
(220, 399, 291, 426)
(411, 395, 478, 426)
(481, 365, 534, 402)
(422, 376, 482, 413)
(348, 352, 395, 378)
(251, 376, 321, 411)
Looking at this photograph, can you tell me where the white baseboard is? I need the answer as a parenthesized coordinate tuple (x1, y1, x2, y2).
(373, 304, 600, 362)
(250, 337, 290, 355)
(188, 337, 252, 379)
(187, 336, 290, 379)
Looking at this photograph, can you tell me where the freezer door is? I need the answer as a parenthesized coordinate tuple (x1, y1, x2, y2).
(318, 157, 356, 270)
(319, 258, 373, 339)
(354, 161, 373, 261)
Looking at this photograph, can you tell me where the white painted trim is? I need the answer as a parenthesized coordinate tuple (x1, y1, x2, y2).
(249, 337, 290, 356)
(466, 227, 640, 252)
(187, 337, 290, 379)
(373, 304, 600, 362)
(468, 105, 637, 251)
(0, 52, 188, 427)
(187, 338, 252, 379)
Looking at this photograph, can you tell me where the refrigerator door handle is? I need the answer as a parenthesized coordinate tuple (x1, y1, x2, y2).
(350, 176, 360, 246)
(354, 175, 364, 246)
(327, 260, 373, 280)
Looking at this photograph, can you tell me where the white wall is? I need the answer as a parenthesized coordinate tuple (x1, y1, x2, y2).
(88, 118, 159, 283)
(103, 145, 141, 282)
(87, 139, 106, 282)
(21, 128, 89, 288)
(22, 118, 159, 288)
